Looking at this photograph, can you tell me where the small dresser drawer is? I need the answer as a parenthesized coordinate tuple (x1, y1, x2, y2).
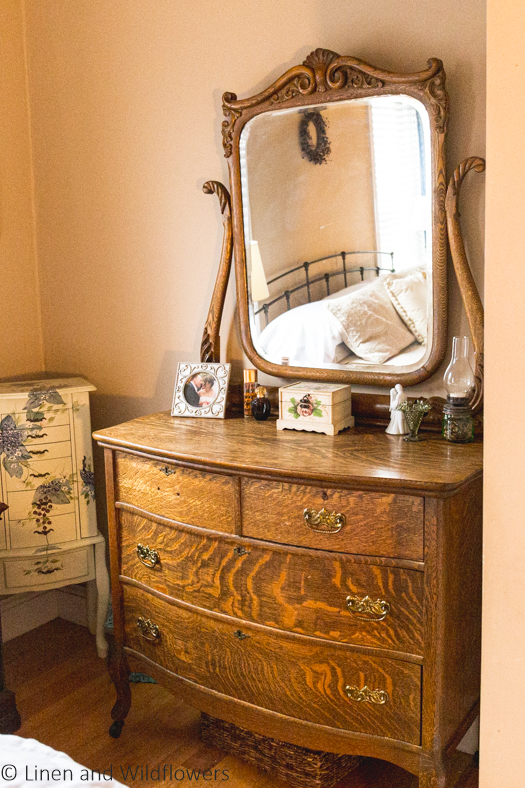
(241, 479, 424, 561)
(2, 546, 91, 589)
(241, 540, 424, 655)
(123, 583, 421, 745)
(115, 453, 237, 533)
(119, 510, 242, 616)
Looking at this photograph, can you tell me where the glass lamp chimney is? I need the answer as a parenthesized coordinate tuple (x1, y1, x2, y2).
(443, 336, 475, 405)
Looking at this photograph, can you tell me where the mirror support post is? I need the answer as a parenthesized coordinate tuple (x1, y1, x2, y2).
(445, 157, 485, 413)
(201, 181, 233, 363)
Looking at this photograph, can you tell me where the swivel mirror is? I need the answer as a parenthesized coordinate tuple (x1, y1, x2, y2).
(223, 50, 449, 386)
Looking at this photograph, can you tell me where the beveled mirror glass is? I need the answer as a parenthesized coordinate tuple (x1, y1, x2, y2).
(224, 50, 449, 386)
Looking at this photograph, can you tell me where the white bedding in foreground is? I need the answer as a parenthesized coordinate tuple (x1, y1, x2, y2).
(0, 735, 125, 788)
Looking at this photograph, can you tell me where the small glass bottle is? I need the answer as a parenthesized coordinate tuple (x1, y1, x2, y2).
(251, 386, 271, 421)
(243, 369, 257, 417)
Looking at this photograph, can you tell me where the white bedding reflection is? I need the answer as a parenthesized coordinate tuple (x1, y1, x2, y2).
(256, 269, 427, 369)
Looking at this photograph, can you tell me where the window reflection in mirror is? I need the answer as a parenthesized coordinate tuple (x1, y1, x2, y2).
(240, 96, 432, 373)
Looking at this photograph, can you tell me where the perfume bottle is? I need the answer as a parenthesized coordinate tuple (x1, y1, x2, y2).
(251, 386, 271, 421)
(442, 336, 475, 443)
(243, 369, 257, 417)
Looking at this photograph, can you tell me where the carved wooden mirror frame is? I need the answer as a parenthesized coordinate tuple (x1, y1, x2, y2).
(201, 51, 484, 421)
(220, 50, 450, 387)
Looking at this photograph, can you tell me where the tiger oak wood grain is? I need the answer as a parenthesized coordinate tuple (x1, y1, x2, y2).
(242, 479, 423, 561)
(241, 539, 424, 655)
(1, 620, 479, 788)
(97, 415, 482, 788)
(118, 509, 424, 655)
(115, 451, 236, 533)
(94, 414, 483, 495)
(119, 509, 244, 618)
(122, 582, 422, 745)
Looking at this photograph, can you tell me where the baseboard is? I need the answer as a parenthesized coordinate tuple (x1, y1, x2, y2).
(0, 584, 88, 642)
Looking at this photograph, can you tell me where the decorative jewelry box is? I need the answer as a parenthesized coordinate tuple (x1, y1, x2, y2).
(277, 382, 354, 436)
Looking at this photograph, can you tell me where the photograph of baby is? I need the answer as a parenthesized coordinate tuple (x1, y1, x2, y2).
(183, 371, 219, 409)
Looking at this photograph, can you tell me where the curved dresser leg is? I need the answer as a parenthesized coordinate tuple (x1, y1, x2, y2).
(94, 539, 109, 658)
(107, 637, 131, 738)
(419, 761, 446, 788)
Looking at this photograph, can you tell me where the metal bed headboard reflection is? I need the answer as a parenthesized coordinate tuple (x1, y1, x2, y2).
(254, 250, 395, 327)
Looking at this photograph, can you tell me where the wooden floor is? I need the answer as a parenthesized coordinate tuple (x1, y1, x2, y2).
(3, 620, 479, 788)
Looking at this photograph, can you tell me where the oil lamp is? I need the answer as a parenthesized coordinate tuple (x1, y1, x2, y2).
(442, 336, 475, 443)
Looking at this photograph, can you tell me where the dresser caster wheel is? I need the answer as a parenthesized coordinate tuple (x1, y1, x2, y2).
(109, 720, 124, 738)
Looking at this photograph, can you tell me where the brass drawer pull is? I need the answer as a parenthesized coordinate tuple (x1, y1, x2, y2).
(346, 595, 391, 622)
(137, 617, 161, 642)
(160, 466, 176, 476)
(136, 543, 160, 568)
(303, 507, 345, 533)
(26, 433, 48, 440)
(233, 546, 250, 556)
(233, 630, 249, 640)
(345, 685, 390, 705)
(29, 449, 48, 455)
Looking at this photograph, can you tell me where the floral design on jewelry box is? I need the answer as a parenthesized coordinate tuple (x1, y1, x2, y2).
(0, 415, 41, 479)
(0, 386, 70, 479)
(23, 552, 64, 577)
(80, 456, 95, 503)
(23, 386, 66, 423)
(288, 394, 324, 420)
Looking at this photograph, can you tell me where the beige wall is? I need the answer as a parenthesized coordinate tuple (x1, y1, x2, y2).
(0, 0, 43, 377)
(22, 0, 485, 419)
(481, 2, 525, 786)
(246, 103, 377, 320)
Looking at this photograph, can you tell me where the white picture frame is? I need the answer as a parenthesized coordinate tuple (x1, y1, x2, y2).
(171, 362, 231, 419)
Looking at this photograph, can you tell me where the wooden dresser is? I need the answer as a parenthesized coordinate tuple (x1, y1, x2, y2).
(95, 413, 482, 788)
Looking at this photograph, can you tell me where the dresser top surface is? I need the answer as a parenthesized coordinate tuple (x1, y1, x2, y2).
(94, 412, 483, 493)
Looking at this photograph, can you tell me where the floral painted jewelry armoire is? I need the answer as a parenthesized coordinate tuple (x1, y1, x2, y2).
(0, 377, 109, 659)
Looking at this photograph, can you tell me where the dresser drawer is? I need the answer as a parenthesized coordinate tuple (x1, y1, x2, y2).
(119, 509, 242, 616)
(123, 583, 421, 745)
(241, 479, 424, 561)
(5, 457, 73, 492)
(115, 453, 237, 533)
(242, 540, 424, 655)
(118, 511, 423, 655)
(2, 546, 91, 589)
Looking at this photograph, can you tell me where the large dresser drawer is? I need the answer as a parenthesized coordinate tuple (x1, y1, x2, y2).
(241, 540, 424, 655)
(123, 583, 422, 745)
(115, 453, 237, 533)
(241, 479, 424, 561)
(119, 510, 424, 655)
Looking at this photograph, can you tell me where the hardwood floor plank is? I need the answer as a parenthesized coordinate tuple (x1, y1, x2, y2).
(3, 619, 478, 788)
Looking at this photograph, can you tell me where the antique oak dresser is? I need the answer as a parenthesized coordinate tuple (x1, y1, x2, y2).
(95, 412, 482, 788)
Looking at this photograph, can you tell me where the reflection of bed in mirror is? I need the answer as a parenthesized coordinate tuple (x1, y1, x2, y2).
(252, 255, 428, 370)
(242, 92, 433, 374)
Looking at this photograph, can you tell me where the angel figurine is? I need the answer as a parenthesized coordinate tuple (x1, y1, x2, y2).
(386, 384, 409, 435)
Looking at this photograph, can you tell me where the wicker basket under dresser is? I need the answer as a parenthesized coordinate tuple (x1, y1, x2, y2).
(94, 412, 482, 788)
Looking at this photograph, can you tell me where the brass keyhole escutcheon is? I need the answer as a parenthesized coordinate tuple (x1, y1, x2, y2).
(160, 466, 176, 476)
